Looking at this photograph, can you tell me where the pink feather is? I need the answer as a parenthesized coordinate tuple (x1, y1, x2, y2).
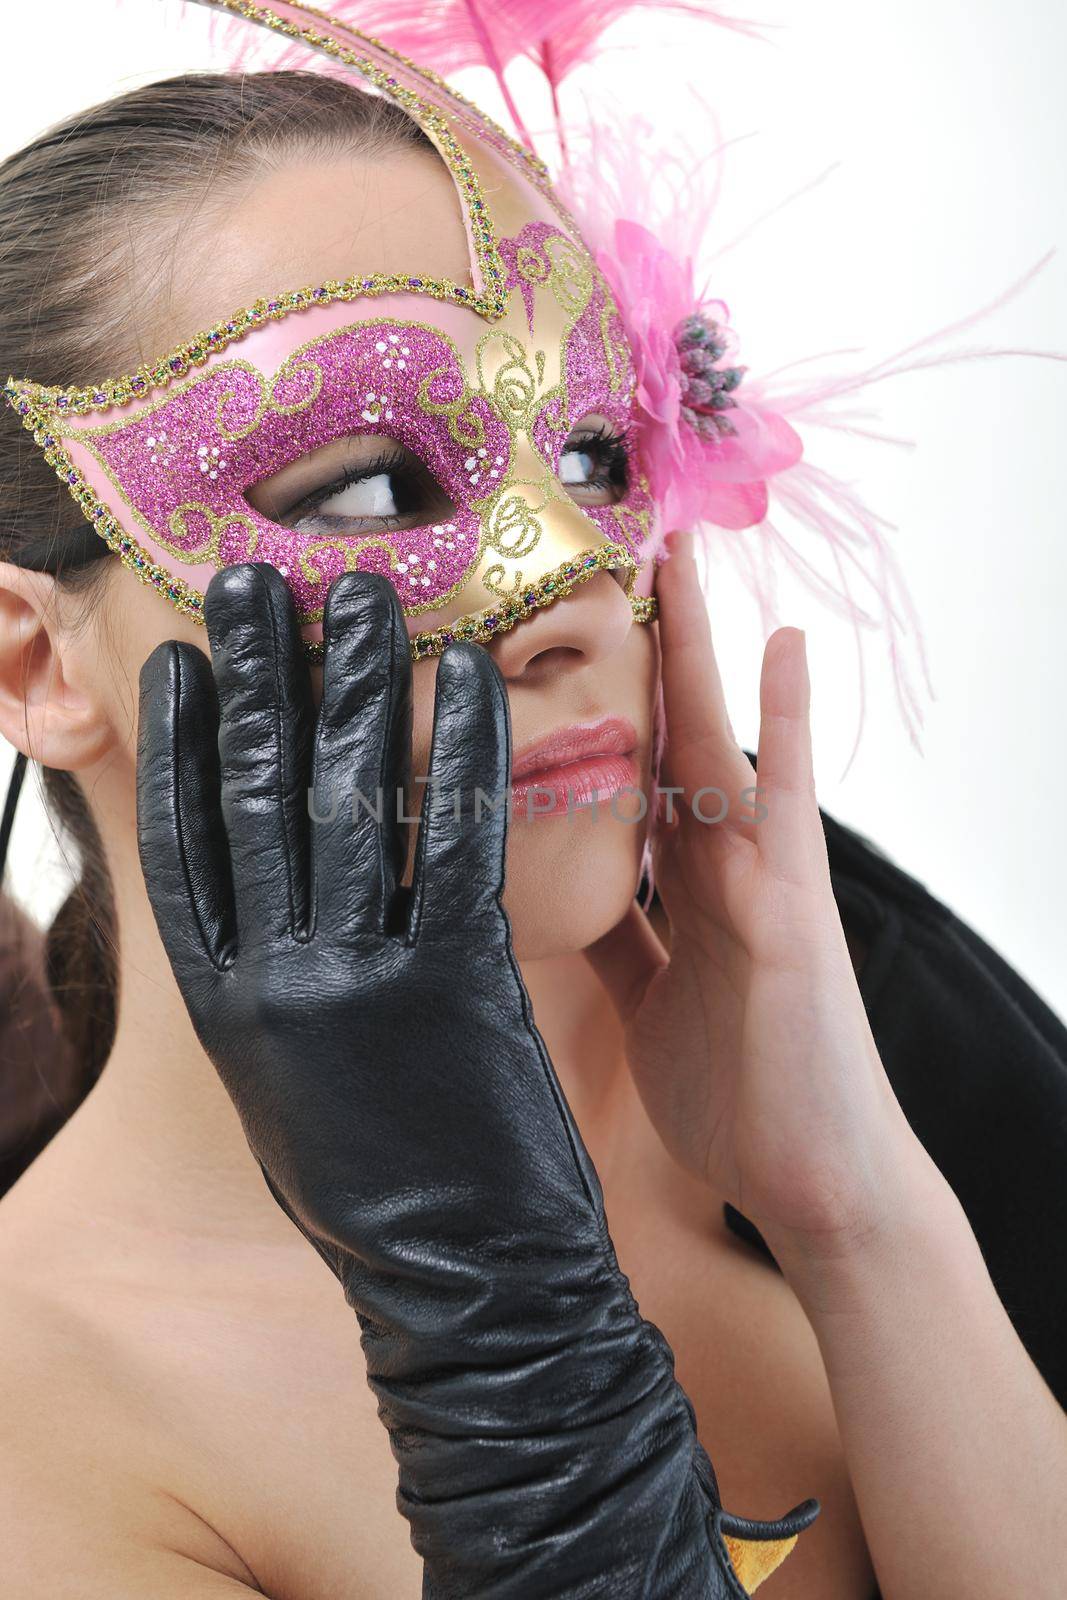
(555, 103, 1065, 769)
(208, 0, 762, 79)
(193, 0, 763, 150)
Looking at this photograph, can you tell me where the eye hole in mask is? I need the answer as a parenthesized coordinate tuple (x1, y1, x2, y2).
(558, 420, 630, 505)
(245, 412, 632, 539)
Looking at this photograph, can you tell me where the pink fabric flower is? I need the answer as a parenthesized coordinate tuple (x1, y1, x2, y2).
(596, 219, 803, 539)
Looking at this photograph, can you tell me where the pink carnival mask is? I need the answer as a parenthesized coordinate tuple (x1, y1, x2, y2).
(4, 0, 658, 658)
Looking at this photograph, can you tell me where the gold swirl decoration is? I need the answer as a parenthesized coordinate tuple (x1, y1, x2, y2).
(417, 363, 487, 450)
(215, 368, 269, 443)
(481, 563, 525, 599)
(534, 386, 567, 436)
(611, 499, 652, 555)
(542, 235, 594, 428)
(475, 330, 539, 433)
(479, 477, 553, 564)
(158, 503, 261, 565)
(544, 234, 593, 323)
(600, 300, 631, 398)
(298, 535, 402, 588)
(515, 244, 552, 284)
(214, 354, 325, 442)
(271, 353, 324, 415)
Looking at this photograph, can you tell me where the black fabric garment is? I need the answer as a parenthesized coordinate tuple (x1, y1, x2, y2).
(722, 778, 1067, 1600)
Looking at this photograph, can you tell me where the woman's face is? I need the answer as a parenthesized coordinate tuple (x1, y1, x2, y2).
(91, 142, 661, 958)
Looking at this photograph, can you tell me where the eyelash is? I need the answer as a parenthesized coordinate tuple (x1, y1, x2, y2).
(286, 425, 632, 522)
(566, 423, 631, 491)
(290, 444, 413, 521)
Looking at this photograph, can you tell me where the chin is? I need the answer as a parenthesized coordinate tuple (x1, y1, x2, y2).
(502, 804, 648, 959)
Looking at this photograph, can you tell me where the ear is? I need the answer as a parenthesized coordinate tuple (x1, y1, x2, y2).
(0, 561, 116, 773)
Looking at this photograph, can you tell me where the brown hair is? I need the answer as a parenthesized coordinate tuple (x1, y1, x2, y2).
(0, 68, 438, 1193)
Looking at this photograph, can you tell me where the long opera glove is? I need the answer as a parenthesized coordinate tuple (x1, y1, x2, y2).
(136, 563, 819, 1597)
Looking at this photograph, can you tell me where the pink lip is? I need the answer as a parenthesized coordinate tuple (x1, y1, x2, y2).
(511, 717, 639, 820)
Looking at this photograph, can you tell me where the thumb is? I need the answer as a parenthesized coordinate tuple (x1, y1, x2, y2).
(584, 899, 668, 1026)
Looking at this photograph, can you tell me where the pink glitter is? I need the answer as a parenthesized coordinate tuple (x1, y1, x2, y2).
(500, 222, 656, 563)
(89, 320, 509, 617)
(60, 227, 655, 626)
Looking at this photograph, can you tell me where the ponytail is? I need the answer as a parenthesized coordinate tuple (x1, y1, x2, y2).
(0, 762, 115, 1197)
(0, 890, 77, 1195)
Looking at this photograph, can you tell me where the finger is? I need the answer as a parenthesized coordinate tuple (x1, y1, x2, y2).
(656, 532, 757, 833)
(408, 642, 511, 940)
(584, 900, 667, 1026)
(754, 628, 830, 886)
(204, 563, 314, 944)
(137, 640, 235, 973)
(312, 571, 412, 937)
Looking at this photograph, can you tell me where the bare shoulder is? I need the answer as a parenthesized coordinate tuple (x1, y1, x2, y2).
(0, 1272, 263, 1597)
(0, 1169, 424, 1600)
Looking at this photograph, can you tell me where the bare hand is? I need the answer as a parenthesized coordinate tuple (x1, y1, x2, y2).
(586, 531, 937, 1268)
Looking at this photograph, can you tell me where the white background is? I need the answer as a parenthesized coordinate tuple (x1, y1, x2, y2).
(2, 1, 1065, 1015)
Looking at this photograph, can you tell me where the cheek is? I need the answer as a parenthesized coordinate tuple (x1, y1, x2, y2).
(109, 561, 209, 758)
(398, 656, 441, 886)
(501, 807, 648, 959)
(410, 657, 440, 779)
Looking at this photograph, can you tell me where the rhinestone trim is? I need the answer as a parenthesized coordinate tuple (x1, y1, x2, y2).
(7, 385, 655, 658)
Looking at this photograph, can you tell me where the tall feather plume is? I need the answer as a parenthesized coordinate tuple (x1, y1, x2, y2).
(195, 0, 764, 152)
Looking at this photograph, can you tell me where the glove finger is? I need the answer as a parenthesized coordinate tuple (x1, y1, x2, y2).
(312, 572, 412, 937)
(408, 642, 511, 940)
(137, 640, 235, 973)
(203, 563, 314, 944)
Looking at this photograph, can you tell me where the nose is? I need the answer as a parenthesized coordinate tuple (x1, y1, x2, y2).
(487, 568, 635, 682)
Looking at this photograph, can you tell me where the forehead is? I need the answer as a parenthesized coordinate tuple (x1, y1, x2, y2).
(155, 147, 472, 354)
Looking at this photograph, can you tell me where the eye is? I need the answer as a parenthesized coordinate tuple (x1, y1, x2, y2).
(247, 439, 455, 535)
(315, 466, 403, 522)
(559, 421, 630, 507)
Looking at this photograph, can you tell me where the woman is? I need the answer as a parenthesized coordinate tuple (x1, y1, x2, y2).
(1, 29, 1065, 1600)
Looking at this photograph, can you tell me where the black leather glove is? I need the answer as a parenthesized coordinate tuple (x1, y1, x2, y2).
(136, 562, 819, 1598)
